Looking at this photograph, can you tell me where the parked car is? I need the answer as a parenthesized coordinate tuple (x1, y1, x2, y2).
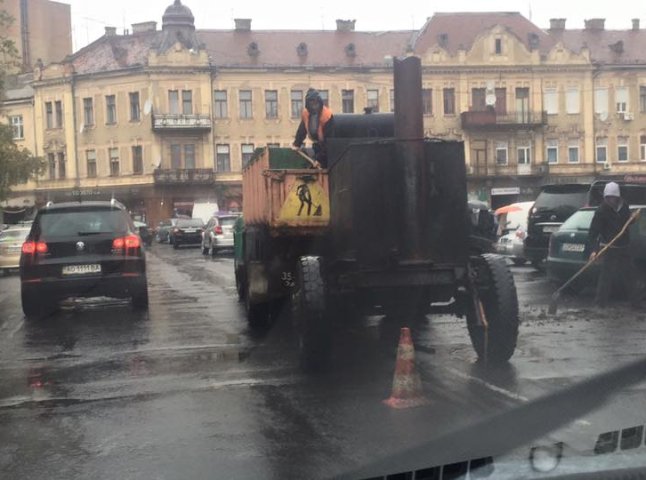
(0, 227, 30, 275)
(546, 205, 646, 290)
(524, 184, 590, 269)
(133, 220, 153, 246)
(19, 200, 148, 318)
(201, 214, 240, 256)
(171, 218, 205, 249)
(495, 202, 534, 265)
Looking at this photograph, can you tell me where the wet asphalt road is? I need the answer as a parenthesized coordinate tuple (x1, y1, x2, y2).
(2, 246, 646, 479)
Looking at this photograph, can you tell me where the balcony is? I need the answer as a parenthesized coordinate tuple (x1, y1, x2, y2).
(153, 168, 215, 185)
(460, 110, 547, 130)
(152, 114, 212, 132)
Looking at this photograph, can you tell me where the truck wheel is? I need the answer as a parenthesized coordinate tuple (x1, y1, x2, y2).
(292, 256, 331, 372)
(467, 254, 519, 363)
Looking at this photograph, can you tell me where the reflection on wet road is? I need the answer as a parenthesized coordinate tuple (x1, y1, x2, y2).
(1, 245, 646, 479)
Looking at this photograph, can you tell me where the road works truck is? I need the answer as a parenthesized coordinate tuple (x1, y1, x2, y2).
(234, 57, 519, 371)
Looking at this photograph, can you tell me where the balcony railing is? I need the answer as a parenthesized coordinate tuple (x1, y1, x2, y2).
(153, 168, 215, 185)
(460, 110, 547, 130)
(152, 114, 212, 132)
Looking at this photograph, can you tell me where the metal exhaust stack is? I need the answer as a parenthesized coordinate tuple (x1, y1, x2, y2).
(393, 56, 426, 259)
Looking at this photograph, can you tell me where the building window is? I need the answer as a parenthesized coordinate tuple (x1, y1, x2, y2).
(106, 95, 117, 124)
(10, 115, 23, 139)
(596, 138, 608, 163)
(566, 88, 580, 114)
(47, 153, 56, 179)
(515, 88, 530, 122)
(132, 146, 143, 174)
(618, 137, 629, 162)
(517, 145, 531, 165)
(615, 86, 628, 113)
(443, 88, 455, 115)
(241, 143, 255, 168)
(640, 87, 646, 114)
(494, 88, 507, 115)
(129, 92, 140, 121)
(216, 144, 231, 172)
(182, 90, 192, 115)
(169, 90, 179, 114)
(422, 89, 433, 115)
(45, 101, 53, 129)
(641, 136, 646, 161)
(390, 89, 395, 112)
(55, 100, 63, 128)
(83, 97, 94, 126)
(568, 144, 579, 164)
(367, 89, 379, 112)
(265, 90, 278, 119)
(319, 90, 329, 107)
(214, 90, 228, 118)
(594, 88, 609, 115)
(86, 150, 97, 178)
(342, 89, 354, 113)
(544, 88, 558, 115)
(57, 152, 66, 179)
(471, 88, 486, 111)
(267, 142, 280, 148)
(184, 144, 195, 169)
(239, 90, 252, 119)
(495, 38, 502, 55)
(170, 144, 182, 169)
(546, 140, 558, 164)
(109, 148, 119, 176)
(495, 141, 508, 166)
(291, 90, 303, 118)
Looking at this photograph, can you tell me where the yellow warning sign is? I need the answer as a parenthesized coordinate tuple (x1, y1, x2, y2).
(278, 180, 330, 225)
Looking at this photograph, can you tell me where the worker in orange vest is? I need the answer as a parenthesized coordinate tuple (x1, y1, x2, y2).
(292, 88, 334, 168)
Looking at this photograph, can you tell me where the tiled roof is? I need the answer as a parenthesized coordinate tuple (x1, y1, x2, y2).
(413, 12, 555, 56)
(68, 32, 158, 74)
(558, 29, 646, 64)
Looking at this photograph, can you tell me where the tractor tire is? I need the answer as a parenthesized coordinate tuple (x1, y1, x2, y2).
(467, 254, 519, 363)
(292, 256, 331, 372)
(243, 266, 271, 329)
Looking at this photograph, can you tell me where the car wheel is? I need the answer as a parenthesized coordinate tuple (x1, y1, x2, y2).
(512, 258, 527, 266)
(22, 288, 56, 319)
(132, 281, 149, 311)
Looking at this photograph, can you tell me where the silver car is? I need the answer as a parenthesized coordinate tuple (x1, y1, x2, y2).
(201, 215, 239, 256)
(0, 227, 31, 274)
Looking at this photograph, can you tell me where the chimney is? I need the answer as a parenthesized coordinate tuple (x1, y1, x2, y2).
(336, 19, 356, 32)
(584, 18, 605, 31)
(104, 26, 117, 36)
(632, 18, 640, 31)
(549, 18, 566, 31)
(234, 18, 252, 32)
(132, 21, 157, 34)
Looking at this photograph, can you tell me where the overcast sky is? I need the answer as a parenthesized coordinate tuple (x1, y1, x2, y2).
(64, 0, 646, 51)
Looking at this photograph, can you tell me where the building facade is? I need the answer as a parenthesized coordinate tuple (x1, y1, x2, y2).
(3, 2, 646, 225)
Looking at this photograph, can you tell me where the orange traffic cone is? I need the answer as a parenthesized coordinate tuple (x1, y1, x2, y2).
(383, 327, 429, 409)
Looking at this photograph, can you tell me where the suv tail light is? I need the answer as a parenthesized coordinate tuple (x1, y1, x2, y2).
(515, 229, 526, 240)
(22, 241, 48, 255)
(112, 235, 141, 252)
(172, 228, 180, 234)
(214, 225, 223, 235)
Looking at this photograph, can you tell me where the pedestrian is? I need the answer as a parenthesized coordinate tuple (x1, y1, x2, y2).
(291, 88, 334, 168)
(588, 181, 640, 308)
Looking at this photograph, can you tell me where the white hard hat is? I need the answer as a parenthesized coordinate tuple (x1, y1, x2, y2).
(603, 181, 620, 198)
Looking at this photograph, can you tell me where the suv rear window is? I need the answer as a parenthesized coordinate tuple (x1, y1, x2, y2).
(37, 208, 129, 237)
(177, 219, 204, 228)
(534, 186, 588, 212)
(217, 216, 238, 227)
(560, 209, 595, 231)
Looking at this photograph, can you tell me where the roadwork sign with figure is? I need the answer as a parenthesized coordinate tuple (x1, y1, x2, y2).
(279, 179, 329, 225)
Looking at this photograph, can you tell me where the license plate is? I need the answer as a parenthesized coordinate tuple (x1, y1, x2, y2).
(562, 243, 585, 252)
(184, 229, 196, 233)
(62, 264, 102, 275)
(543, 226, 559, 233)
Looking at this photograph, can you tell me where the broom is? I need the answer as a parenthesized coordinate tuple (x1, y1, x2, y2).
(547, 208, 641, 315)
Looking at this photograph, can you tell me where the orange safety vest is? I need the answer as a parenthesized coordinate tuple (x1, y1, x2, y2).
(301, 106, 333, 142)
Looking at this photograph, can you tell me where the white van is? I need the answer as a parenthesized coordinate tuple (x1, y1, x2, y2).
(191, 202, 219, 224)
(496, 201, 534, 265)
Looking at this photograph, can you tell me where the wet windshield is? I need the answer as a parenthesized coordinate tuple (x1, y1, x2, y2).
(4, 1, 646, 479)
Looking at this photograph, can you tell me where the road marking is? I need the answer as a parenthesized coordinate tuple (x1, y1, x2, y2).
(440, 365, 530, 403)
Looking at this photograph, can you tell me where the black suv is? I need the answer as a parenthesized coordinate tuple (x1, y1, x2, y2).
(20, 200, 148, 318)
(524, 184, 589, 268)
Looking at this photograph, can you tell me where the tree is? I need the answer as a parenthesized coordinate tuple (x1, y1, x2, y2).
(0, 1, 43, 202)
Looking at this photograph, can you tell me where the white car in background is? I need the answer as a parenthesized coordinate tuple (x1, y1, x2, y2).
(495, 201, 534, 265)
